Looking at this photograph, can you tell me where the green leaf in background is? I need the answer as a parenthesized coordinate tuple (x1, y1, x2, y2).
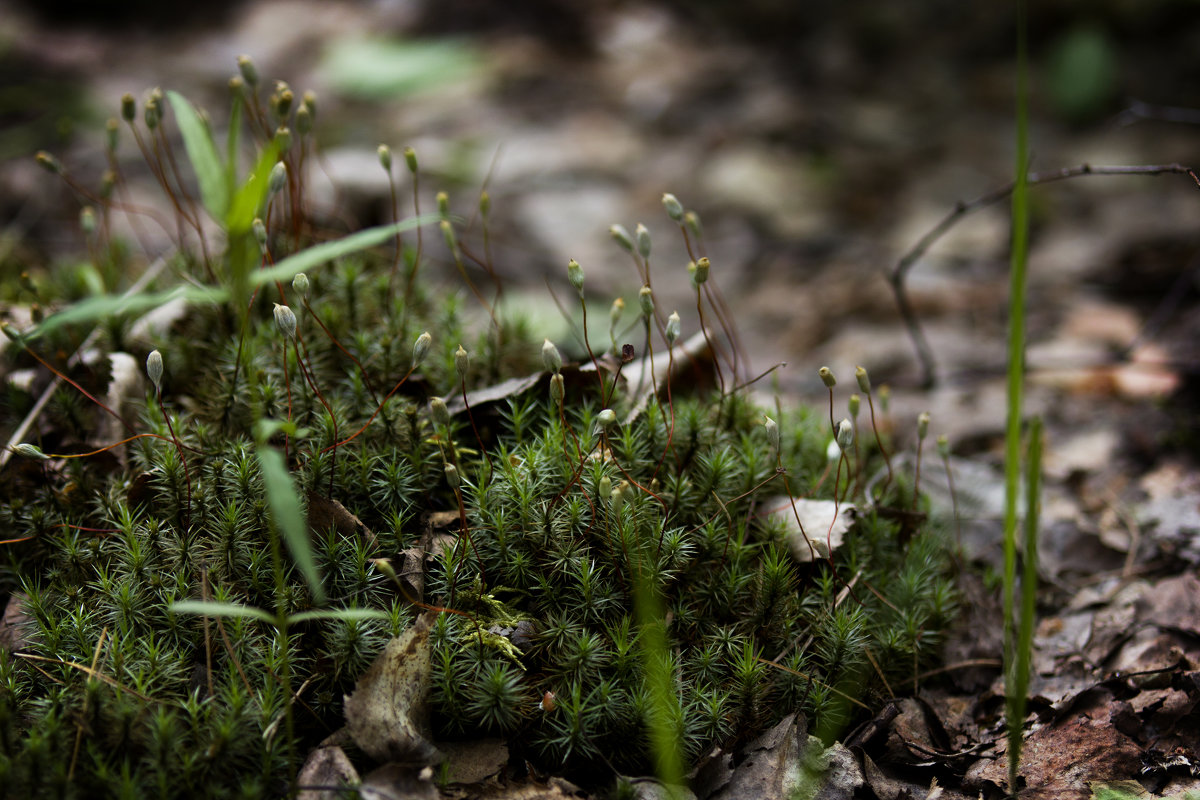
(167, 91, 229, 222)
(257, 445, 325, 605)
(169, 600, 276, 625)
(321, 37, 483, 99)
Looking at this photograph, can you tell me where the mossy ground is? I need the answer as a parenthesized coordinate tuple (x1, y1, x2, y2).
(0, 74, 957, 799)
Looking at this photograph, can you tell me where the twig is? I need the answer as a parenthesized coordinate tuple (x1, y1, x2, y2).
(890, 163, 1197, 387)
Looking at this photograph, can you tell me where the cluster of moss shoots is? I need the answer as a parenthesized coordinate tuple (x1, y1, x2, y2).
(0, 58, 956, 798)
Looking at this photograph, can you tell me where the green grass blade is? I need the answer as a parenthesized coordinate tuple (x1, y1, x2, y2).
(226, 142, 281, 235)
(1004, 0, 1031, 794)
(27, 284, 225, 341)
(288, 609, 391, 624)
(166, 91, 229, 222)
(256, 445, 325, 605)
(251, 216, 436, 288)
(225, 91, 243, 199)
(170, 600, 276, 625)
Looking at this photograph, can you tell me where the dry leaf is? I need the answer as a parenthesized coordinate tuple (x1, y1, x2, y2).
(763, 497, 856, 562)
(344, 613, 441, 765)
(297, 744, 360, 800)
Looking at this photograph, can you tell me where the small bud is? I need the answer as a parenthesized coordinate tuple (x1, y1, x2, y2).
(549, 373, 564, 405)
(879, 384, 891, 414)
(611, 481, 628, 509)
(693, 257, 710, 285)
(228, 75, 244, 96)
(444, 463, 460, 489)
(662, 193, 684, 222)
(252, 218, 268, 253)
(855, 365, 871, 395)
(292, 272, 309, 298)
(101, 170, 116, 200)
(764, 415, 779, 453)
(818, 366, 836, 388)
(610, 297, 625, 327)
(596, 408, 617, 431)
(479, 190, 490, 217)
(541, 339, 562, 374)
(598, 475, 611, 501)
(621, 343, 635, 363)
(146, 349, 163, 391)
(936, 434, 950, 459)
(430, 396, 450, 427)
(917, 412, 930, 441)
(848, 394, 860, 419)
(372, 558, 398, 583)
(237, 54, 259, 87)
(9, 443, 48, 461)
(120, 93, 136, 122)
(635, 224, 651, 259)
(144, 98, 160, 130)
(540, 691, 556, 713)
(454, 345, 469, 383)
(403, 146, 418, 174)
(377, 144, 392, 172)
(273, 87, 293, 119)
(836, 418, 854, 452)
(273, 126, 292, 153)
(609, 224, 634, 253)
(35, 151, 61, 174)
(436, 191, 450, 220)
(440, 220, 457, 255)
(302, 90, 317, 117)
(638, 285, 654, 318)
(412, 331, 432, 366)
(295, 104, 312, 136)
(684, 210, 703, 239)
(666, 311, 681, 345)
(79, 207, 96, 236)
(105, 118, 119, 153)
(273, 303, 297, 340)
(567, 259, 584, 295)
(268, 161, 288, 197)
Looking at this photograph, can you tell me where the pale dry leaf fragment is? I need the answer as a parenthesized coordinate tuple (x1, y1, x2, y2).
(763, 497, 856, 563)
(296, 744, 360, 800)
(344, 612, 441, 765)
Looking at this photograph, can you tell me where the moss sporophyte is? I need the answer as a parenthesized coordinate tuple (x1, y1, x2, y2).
(0, 58, 956, 797)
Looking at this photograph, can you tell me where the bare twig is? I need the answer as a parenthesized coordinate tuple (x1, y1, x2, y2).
(890, 163, 1197, 387)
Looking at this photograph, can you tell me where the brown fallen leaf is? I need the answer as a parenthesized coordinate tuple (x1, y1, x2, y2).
(308, 492, 376, 547)
(344, 612, 441, 765)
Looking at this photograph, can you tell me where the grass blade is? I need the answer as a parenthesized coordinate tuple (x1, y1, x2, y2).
(1004, 0, 1031, 794)
(170, 600, 276, 625)
(166, 91, 229, 222)
(251, 216, 437, 288)
(28, 284, 225, 341)
(288, 609, 392, 624)
(257, 445, 325, 605)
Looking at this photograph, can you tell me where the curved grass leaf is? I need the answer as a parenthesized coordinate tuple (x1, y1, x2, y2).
(288, 608, 392, 624)
(257, 445, 325, 605)
(170, 600, 276, 625)
(27, 284, 225, 341)
(251, 216, 436, 288)
(167, 91, 229, 222)
(226, 142, 280, 235)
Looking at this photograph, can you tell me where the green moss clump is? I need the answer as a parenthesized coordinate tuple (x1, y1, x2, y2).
(0, 69, 956, 798)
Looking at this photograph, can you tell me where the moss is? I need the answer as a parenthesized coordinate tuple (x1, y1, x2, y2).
(0, 67, 957, 798)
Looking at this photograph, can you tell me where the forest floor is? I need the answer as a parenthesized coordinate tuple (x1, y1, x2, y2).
(2, 1, 1200, 797)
